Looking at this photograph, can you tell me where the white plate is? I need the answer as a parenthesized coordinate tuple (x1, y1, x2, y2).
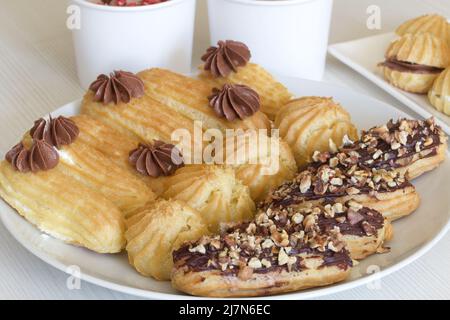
(1, 76, 450, 300)
(328, 32, 450, 135)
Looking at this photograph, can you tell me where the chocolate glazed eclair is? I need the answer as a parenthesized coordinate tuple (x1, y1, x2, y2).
(310, 118, 448, 181)
(171, 201, 391, 297)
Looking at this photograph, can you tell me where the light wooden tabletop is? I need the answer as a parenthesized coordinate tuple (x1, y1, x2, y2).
(0, 0, 449, 299)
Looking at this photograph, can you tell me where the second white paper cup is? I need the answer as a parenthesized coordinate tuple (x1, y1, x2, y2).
(207, 0, 333, 81)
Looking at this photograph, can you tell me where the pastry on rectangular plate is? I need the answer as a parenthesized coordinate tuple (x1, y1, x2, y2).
(310, 118, 447, 180)
(172, 201, 390, 297)
(263, 160, 420, 221)
(198, 40, 293, 120)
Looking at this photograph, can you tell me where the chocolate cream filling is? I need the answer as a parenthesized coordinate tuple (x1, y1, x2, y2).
(379, 58, 444, 74)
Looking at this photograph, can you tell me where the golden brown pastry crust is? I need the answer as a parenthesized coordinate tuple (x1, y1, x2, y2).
(199, 63, 292, 120)
(344, 219, 392, 260)
(172, 266, 350, 298)
(81, 69, 287, 200)
(380, 33, 450, 93)
(21, 118, 156, 216)
(0, 161, 125, 253)
(126, 199, 208, 281)
(225, 132, 297, 202)
(140, 68, 272, 132)
(429, 67, 450, 116)
(396, 14, 450, 45)
(161, 165, 255, 232)
(399, 142, 447, 180)
(171, 200, 391, 297)
(276, 181, 419, 222)
(310, 117, 448, 181)
(275, 97, 358, 168)
(379, 67, 439, 94)
(385, 33, 450, 68)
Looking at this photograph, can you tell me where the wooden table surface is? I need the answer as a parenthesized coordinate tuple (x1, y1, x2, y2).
(0, 0, 449, 299)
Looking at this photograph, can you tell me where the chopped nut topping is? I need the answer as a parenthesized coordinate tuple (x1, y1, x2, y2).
(175, 197, 386, 275)
(299, 174, 312, 193)
(238, 266, 254, 280)
(346, 187, 360, 195)
(189, 244, 206, 254)
(248, 257, 262, 269)
(292, 213, 304, 224)
(277, 248, 289, 266)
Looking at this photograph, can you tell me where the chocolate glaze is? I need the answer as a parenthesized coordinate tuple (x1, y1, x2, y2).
(318, 207, 384, 237)
(310, 118, 444, 173)
(380, 59, 444, 74)
(172, 203, 388, 276)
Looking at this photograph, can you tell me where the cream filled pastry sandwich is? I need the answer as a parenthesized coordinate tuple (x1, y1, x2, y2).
(379, 33, 450, 93)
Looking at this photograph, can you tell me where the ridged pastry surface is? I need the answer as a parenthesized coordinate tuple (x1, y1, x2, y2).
(139, 68, 272, 132)
(81, 91, 199, 151)
(0, 161, 125, 253)
(162, 165, 255, 232)
(225, 132, 297, 202)
(125, 199, 208, 280)
(275, 97, 358, 168)
(396, 14, 450, 44)
(71, 115, 169, 195)
(385, 33, 450, 68)
(379, 67, 440, 94)
(199, 63, 292, 120)
(429, 67, 450, 115)
(21, 123, 156, 216)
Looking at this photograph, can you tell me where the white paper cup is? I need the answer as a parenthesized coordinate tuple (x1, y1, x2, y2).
(70, 0, 196, 89)
(207, 0, 333, 81)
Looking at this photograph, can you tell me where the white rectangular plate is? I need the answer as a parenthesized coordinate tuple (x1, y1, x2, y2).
(328, 32, 450, 135)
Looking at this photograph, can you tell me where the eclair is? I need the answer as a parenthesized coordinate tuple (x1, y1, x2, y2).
(263, 162, 420, 221)
(172, 201, 391, 297)
(310, 118, 448, 180)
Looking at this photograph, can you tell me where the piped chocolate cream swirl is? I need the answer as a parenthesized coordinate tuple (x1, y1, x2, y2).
(30, 116, 79, 149)
(202, 40, 251, 78)
(129, 141, 184, 177)
(89, 70, 145, 105)
(173, 202, 360, 278)
(208, 84, 260, 121)
(379, 58, 444, 74)
(310, 118, 446, 173)
(5, 140, 59, 173)
(5, 142, 30, 173)
(28, 140, 59, 172)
